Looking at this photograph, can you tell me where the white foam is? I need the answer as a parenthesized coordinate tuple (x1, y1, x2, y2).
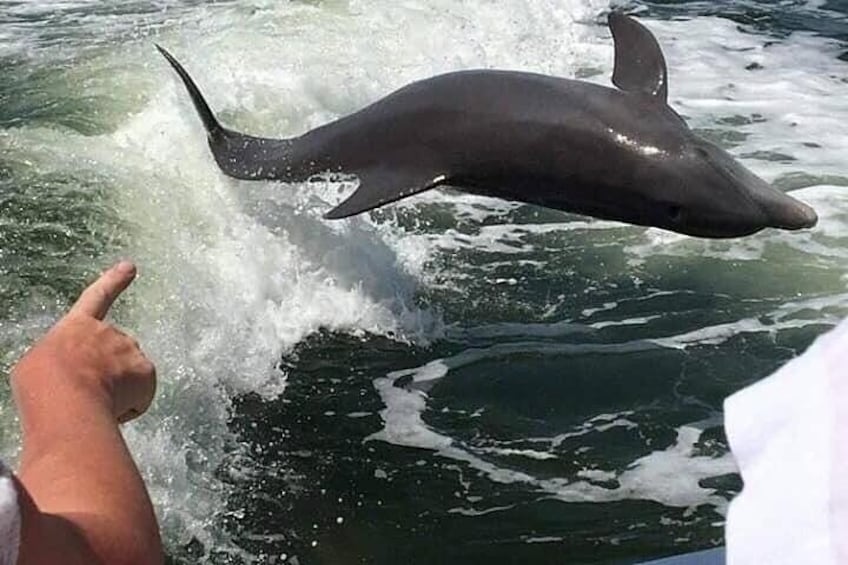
(476, 447, 559, 461)
(591, 315, 663, 330)
(370, 342, 738, 512)
(652, 316, 832, 350)
(363, 0, 848, 547)
(430, 420, 737, 512)
(3, 0, 848, 558)
(0, 0, 611, 554)
(648, 17, 848, 174)
(369, 281, 848, 514)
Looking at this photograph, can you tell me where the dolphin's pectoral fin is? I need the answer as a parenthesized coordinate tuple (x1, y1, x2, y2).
(608, 12, 669, 102)
(323, 165, 449, 219)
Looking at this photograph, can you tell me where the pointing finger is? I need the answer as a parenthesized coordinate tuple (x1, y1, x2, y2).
(69, 261, 137, 320)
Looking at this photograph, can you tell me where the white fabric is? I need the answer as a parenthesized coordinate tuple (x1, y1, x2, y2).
(0, 459, 20, 565)
(725, 318, 848, 565)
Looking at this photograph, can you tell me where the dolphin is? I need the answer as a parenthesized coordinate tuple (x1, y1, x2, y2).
(157, 12, 817, 238)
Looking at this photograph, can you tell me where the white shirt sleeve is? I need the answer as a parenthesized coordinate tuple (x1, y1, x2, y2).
(0, 459, 20, 565)
(724, 318, 848, 565)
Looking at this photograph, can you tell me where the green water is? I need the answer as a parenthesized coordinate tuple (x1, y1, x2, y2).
(1, 1, 847, 563)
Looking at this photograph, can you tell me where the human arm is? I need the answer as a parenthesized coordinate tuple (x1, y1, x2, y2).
(9, 261, 163, 565)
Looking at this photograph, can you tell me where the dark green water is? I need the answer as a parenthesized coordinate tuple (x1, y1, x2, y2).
(1, 1, 847, 563)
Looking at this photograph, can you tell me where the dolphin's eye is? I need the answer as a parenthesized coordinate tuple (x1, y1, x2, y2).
(667, 205, 683, 223)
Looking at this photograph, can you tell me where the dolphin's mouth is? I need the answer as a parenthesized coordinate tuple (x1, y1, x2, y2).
(769, 199, 818, 230)
(694, 140, 818, 234)
(679, 201, 817, 238)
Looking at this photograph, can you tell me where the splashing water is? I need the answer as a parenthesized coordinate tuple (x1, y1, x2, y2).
(1, 0, 847, 563)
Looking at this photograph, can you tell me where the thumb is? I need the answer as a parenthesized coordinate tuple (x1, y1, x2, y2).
(69, 261, 137, 320)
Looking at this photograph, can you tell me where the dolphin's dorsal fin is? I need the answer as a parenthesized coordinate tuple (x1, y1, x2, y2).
(608, 12, 668, 102)
(323, 164, 449, 219)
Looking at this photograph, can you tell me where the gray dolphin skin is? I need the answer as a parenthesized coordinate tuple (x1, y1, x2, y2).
(157, 12, 818, 238)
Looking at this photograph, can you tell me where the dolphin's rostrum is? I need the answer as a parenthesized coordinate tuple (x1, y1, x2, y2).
(157, 12, 817, 238)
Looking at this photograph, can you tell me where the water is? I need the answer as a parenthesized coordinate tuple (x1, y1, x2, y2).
(0, 1, 846, 563)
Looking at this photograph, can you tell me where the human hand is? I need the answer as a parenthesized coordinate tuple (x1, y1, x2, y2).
(11, 261, 156, 423)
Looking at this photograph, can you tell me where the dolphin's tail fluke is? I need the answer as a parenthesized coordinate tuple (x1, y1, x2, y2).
(157, 45, 299, 181)
(156, 45, 225, 139)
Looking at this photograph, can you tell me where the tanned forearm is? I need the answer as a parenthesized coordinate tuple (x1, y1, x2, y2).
(14, 367, 162, 565)
(12, 362, 163, 565)
(10, 262, 163, 565)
